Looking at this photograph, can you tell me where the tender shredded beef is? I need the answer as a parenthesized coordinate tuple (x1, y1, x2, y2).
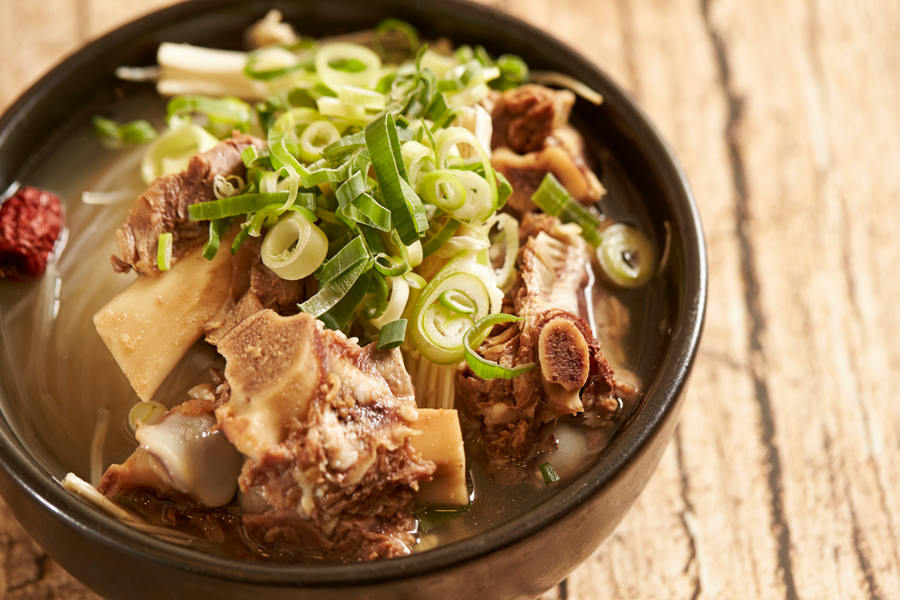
(457, 214, 627, 463)
(491, 84, 575, 154)
(215, 310, 435, 561)
(112, 134, 265, 277)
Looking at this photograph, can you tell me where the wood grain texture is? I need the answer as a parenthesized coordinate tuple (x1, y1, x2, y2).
(1, 0, 899, 598)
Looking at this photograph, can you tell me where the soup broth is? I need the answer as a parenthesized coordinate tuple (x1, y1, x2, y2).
(0, 86, 669, 558)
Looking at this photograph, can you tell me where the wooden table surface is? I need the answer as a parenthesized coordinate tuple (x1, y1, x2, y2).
(2, 0, 899, 598)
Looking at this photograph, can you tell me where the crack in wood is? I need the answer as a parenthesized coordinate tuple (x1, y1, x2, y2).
(699, 1, 799, 599)
(6, 552, 48, 593)
(675, 428, 702, 600)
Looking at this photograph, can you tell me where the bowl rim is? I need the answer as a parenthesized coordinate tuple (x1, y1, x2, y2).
(0, 0, 707, 587)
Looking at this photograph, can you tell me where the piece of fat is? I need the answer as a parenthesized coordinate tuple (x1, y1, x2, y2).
(93, 245, 233, 401)
(410, 408, 468, 507)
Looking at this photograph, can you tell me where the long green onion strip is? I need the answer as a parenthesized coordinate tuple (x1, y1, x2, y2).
(539, 462, 561, 485)
(301, 258, 371, 318)
(462, 314, 536, 380)
(202, 218, 229, 260)
(531, 173, 603, 247)
(316, 266, 374, 331)
(376, 318, 408, 350)
(323, 131, 366, 161)
(316, 236, 369, 285)
(421, 217, 461, 257)
(365, 113, 428, 244)
(92, 116, 157, 145)
(188, 192, 306, 221)
(157, 232, 173, 271)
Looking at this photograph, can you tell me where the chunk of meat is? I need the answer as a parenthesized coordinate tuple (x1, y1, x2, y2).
(215, 310, 435, 561)
(99, 383, 241, 508)
(204, 237, 310, 346)
(490, 84, 575, 154)
(457, 214, 626, 463)
(112, 133, 265, 277)
(492, 132, 605, 214)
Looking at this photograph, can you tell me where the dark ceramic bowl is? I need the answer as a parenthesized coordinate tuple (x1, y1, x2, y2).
(0, 1, 706, 598)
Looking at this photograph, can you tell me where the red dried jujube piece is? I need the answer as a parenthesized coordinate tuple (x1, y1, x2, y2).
(0, 186, 63, 281)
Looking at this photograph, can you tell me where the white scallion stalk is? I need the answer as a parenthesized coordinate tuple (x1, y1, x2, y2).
(140, 121, 219, 184)
(261, 212, 328, 280)
(315, 43, 382, 89)
(157, 232, 173, 271)
(447, 82, 491, 107)
(401, 141, 435, 190)
(81, 190, 135, 205)
(156, 42, 271, 100)
(369, 276, 410, 330)
(453, 105, 493, 161)
(406, 240, 423, 268)
(127, 400, 167, 433)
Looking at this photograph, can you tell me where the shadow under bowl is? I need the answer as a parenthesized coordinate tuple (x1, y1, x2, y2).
(0, 1, 707, 598)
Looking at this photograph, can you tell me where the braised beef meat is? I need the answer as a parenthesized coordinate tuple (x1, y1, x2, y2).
(488, 85, 605, 213)
(215, 310, 435, 561)
(457, 214, 625, 463)
(112, 134, 265, 277)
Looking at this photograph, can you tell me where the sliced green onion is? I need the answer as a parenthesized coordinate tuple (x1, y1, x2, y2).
(351, 193, 392, 232)
(157, 232, 173, 271)
(261, 212, 328, 280)
(438, 289, 477, 314)
(411, 262, 493, 364)
(167, 95, 252, 129)
(421, 217, 461, 257)
(596, 223, 656, 289)
(297, 120, 341, 162)
(531, 173, 603, 247)
(406, 240, 423, 268)
(539, 462, 560, 485)
(370, 276, 410, 329)
(316, 43, 382, 89)
(92, 116, 157, 146)
(300, 258, 371, 317)
(140, 122, 219, 185)
(314, 264, 374, 330)
(401, 140, 435, 190)
(316, 97, 367, 121)
(376, 318, 408, 350)
(374, 18, 420, 60)
(435, 127, 496, 217)
(419, 49, 457, 78)
(317, 236, 369, 285)
(323, 131, 366, 161)
(244, 46, 308, 80)
(187, 192, 294, 221)
(338, 85, 386, 110)
(404, 272, 427, 290)
(202, 218, 229, 260)
(462, 313, 536, 380)
(490, 213, 519, 293)
(365, 113, 428, 245)
(420, 170, 467, 212)
(127, 401, 167, 433)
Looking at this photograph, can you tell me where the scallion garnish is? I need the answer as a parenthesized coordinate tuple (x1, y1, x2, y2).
(421, 217, 461, 257)
(376, 318, 408, 350)
(202, 218, 229, 260)
(365, 113, 428, 245)
(157, 232, 173, 271)
(531, 173, 603, 247)
(92, 116, 157, 146)
(187, 192, 314, 221)
(462, 314, 536, 380)
(539, 462, 560, 485)
(438, 290, 477, 314)
(167, 95, 252, 133)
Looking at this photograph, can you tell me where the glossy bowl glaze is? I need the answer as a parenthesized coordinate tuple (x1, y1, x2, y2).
(0, 1, 706, 598)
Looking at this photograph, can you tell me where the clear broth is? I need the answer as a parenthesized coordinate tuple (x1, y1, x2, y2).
(0, 91, 669, 558)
